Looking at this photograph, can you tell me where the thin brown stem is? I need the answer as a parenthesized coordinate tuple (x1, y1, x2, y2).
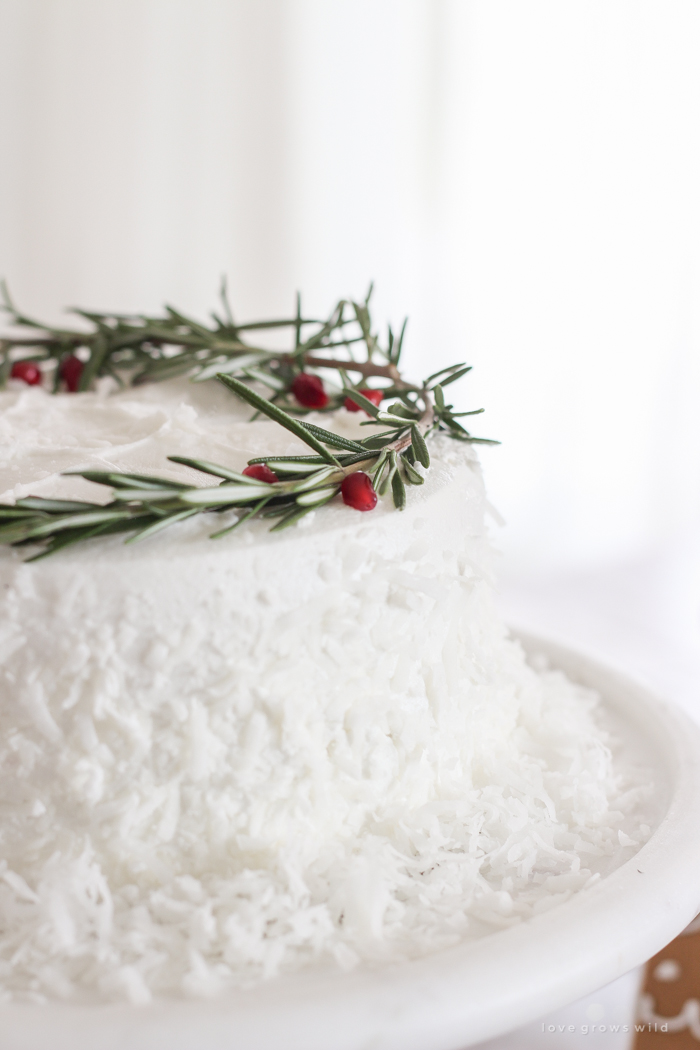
(303, 354, 403, 383)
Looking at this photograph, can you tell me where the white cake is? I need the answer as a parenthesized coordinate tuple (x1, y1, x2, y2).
(0, 378, 651, 1003)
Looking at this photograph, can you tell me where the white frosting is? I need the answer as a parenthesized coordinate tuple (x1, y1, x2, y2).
(0, 377, 328, 504)
(0, 379, 652, 1002)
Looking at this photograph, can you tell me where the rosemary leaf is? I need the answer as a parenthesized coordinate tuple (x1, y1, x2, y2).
(263, 459, 332, 475)
(243, 367, 286, 391)
(111, 488, 188, 502)
(297, 422, 366, 453)
(259, 505, 293, 519)
(402, 456, 424, 485)
(23, 522, 129, 562)
(0, 507, 46, 520)
(443, 416, 470, 437)
(411, 425, 430, 468)
(378, 451, 398, 497)
(370, 449, 389, 487)
(125, 508, 200, 543)
(340, 389, 380, 417)
(165, 305, 212, 339)
(288, 467, 339, 493)
(295, 485, 339, 507)
(67, 470, 166, 490)
(0, 519, 41, 543)
(334, 451, 375, 467)
(360, 432, 399, 450)
(26, 508, 135, 539)
(434, 365, 472, 389)
(216, 374, 341, 467)
(390, 317, 408, 365)
(78, 333, 109, 391)
(133, 358, 195, 384)
(180, 484, 273, 506)
(391, 469, 406, 510)
(15, 497, 102, 513)
(248, 455, 328, 466)
(78, 514, 159, 539)
(425, 362, 469, 385)
(294, 291, 302, 349)
(269, 496, 334, 531)
(385, 403, 420, 420)
(373, 413, 410, 429)
(167, 456, 263, 485)
(193, 353, 266, 382)
(237, 317, 321, 332)
(209, 496, 273, 539)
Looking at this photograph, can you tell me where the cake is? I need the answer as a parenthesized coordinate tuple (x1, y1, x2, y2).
(0, 311, 652, 1004)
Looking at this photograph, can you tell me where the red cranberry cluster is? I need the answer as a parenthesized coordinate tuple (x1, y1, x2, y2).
(242, 461, 378, 513)
(291, 374, 384, 418)
(242, 464, 279, 483)
(291, 373, 328, 409)
(60, 355, 84, 391)
(341, 472, 377, 512)
(10, 361, 42, 385)
(9, 356, 85, 391)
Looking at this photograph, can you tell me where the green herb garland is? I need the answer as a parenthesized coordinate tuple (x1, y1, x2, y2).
(0, 283, 497, 561)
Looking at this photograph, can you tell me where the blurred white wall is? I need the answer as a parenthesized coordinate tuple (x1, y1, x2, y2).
(1, 0, 699, 576)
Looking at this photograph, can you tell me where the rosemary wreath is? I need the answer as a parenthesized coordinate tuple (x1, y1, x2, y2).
(0, 283, 496, 561)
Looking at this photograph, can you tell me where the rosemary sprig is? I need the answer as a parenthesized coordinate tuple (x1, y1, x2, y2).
(0, 286, 498, 559)
(0, 280, 405, 400)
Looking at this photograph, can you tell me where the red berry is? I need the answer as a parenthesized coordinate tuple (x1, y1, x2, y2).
(344, 388, 383, 413)
(291, 373, 329, 409)
(242, 463, 279, 483)
(60, 355, 84, 392)
(10, 360, 42, 386)
(341, 471, 378, 512)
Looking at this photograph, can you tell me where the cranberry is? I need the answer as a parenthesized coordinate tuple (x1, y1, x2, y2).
(291, 373, 328, 409)
(243, 463, 279, 483)
(344, 388, 383, 413)
(60, 355, 84, 392)
(341, 471, 377, 511)
(10, 360, 42, 386)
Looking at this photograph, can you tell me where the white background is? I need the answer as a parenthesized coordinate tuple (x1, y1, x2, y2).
(1, 2, 699, 1046)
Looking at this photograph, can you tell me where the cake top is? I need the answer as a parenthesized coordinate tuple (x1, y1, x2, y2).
(0, 377, 314, 502)
(0, 286, 495, 560)
(0, 377, 485, 565)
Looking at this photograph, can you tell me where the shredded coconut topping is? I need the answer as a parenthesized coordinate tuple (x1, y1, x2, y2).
(0, 381, 652, 1003)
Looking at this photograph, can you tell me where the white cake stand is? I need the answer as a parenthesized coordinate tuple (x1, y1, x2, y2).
(3, 634, 700, 1050)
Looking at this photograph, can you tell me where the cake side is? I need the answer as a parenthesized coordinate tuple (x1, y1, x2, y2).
(0, 380, 652, 1003)
(0, 403, 499, 867)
